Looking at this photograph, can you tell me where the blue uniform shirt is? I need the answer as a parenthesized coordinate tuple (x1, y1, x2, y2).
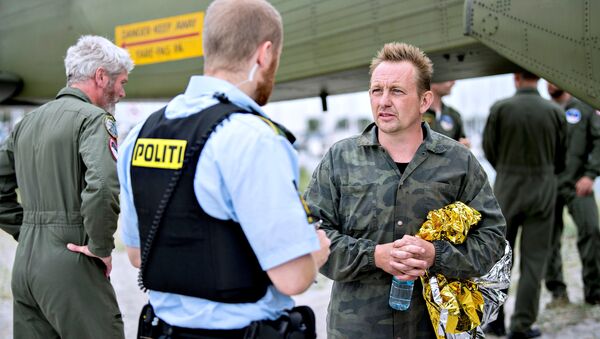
(118, 76, 320, 329)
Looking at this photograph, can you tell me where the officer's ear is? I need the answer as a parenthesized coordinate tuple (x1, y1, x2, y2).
(513, 73, 523, 87)
(255, 41, 275, 72)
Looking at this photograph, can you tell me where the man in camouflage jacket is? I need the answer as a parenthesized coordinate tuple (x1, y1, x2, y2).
(304, 43, 506, 339)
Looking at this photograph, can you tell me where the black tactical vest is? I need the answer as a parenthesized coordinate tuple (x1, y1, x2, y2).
(131, 98, 292, 303)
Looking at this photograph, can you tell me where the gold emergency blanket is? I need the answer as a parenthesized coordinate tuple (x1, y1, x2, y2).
(417, 202, 483, 338)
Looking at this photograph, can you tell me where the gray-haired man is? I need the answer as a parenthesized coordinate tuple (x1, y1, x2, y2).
(0, 35, 133, 339)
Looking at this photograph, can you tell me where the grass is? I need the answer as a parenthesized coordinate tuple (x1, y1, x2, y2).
(299, 166, 312, 194)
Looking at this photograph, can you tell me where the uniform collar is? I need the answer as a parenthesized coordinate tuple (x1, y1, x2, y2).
(183, 76, 266, 117)
(566, 96, 578, 109)
(516, 87, 539, 96)
(55, 87, 93, 103)
(358, 121, 448, 154)
(425, 102, 446, 114)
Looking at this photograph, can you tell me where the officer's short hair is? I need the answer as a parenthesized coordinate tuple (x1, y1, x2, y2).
(64, 35, 134, 86)
(203, 0, 283, 72)
(370, 42, 433, 95)
(520, 70, 540, 81)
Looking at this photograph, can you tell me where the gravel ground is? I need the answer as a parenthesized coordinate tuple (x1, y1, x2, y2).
(1, 221, 599, 338)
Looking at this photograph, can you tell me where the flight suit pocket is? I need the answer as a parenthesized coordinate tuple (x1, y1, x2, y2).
(48, 224, 86, 248)
(339, 183, 378, 231)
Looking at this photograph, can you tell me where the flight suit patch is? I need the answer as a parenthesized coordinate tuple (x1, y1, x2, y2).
(109, 138, 118, 161)
(566, 108, 581, 124)
(105, 116, 118, 139)
(440, 115, 454, 131)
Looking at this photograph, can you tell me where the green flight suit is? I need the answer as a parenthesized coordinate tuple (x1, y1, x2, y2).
(546, 97, 600, 303)
(305, 122, 506, 339)
(483, 87, 567, 333)
(423, 103, 466, 141)
(0, 88, 124, 339)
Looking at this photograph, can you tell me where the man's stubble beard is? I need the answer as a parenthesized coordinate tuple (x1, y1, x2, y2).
(101, 77, 118, 114)
(255, 59, 278, 106)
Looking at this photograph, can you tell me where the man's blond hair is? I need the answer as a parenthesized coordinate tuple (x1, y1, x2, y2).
(203, 0, 283, 72)
(370, 42, 433, 94)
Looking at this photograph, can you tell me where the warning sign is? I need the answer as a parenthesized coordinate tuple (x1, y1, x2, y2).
(115, 12, 203, 65)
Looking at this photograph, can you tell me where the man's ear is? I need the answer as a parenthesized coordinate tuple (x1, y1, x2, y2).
(420, 90, 433, 113)
(94, 67, 109, 88)
(513, 73, 522, 86)
(256, 41, 273, 68)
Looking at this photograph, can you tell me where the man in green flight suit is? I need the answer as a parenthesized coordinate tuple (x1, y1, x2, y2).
(483, 71, 567, 339)
(423, 80, 471, 148)
(545, 82, 600, 307)
(0, 35, 133, 339)
(304, 42, 506, 339)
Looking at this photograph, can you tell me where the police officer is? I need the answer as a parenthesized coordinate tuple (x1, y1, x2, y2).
(304, 42, 506, 339)
(423, 80, 471, 147)
(483, 71, 567, 339)
(545, 82, 600, 306)
(0, 35, 133, 338)
(117, 0, 330, 338)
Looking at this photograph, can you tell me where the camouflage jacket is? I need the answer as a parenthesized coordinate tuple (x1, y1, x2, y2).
(304, 122, 506, 339)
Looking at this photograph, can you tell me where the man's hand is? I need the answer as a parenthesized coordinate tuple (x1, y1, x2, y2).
(388, 235, 435, 280)
(67, 243, 112, 277)
(374, 242, 398, 276)
(576, 176, 594, 196)
(375, 238, 430, 279)
(311, 229, 331, 269)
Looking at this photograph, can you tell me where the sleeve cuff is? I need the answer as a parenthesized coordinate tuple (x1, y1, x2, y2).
(121, 228, 141, 248)
(366, 242, 376, 270)
(88, 241, 113, 258)
(584, 171, 598, 181)
(430, 240, 445, 274)
(260, 237, 320, 270)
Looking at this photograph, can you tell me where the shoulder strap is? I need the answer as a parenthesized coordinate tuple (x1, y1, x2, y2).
(214, 91, 296, 144)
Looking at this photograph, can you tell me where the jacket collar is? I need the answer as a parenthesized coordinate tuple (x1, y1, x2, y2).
(516, 87, 539, 96)
(357, 121, 449, 154)
(55, 87, 93, 104)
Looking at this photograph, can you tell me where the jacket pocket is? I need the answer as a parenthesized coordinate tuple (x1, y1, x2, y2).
(339, 183, 378, 231)
(405, 182, 461, 219)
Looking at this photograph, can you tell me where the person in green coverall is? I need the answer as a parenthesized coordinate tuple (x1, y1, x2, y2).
(483, 71, 567, 339)
(0, 35, 133, 339)
(545, 82, 600, 307)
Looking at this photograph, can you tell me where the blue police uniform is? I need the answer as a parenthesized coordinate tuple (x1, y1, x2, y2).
(118, 75, 320, 329)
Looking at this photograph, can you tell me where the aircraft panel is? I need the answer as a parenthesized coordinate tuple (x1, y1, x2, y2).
(277, 0, 475, 83)
(465, 0, 600, 108)
(0, 0, 545, 104)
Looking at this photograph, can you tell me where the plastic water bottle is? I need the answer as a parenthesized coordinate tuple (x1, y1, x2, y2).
(389, 276, 414, 311)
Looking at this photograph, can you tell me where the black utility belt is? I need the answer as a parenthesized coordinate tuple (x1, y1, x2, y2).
(137, 303, 316, 339)
(153, 318, 247, 338)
